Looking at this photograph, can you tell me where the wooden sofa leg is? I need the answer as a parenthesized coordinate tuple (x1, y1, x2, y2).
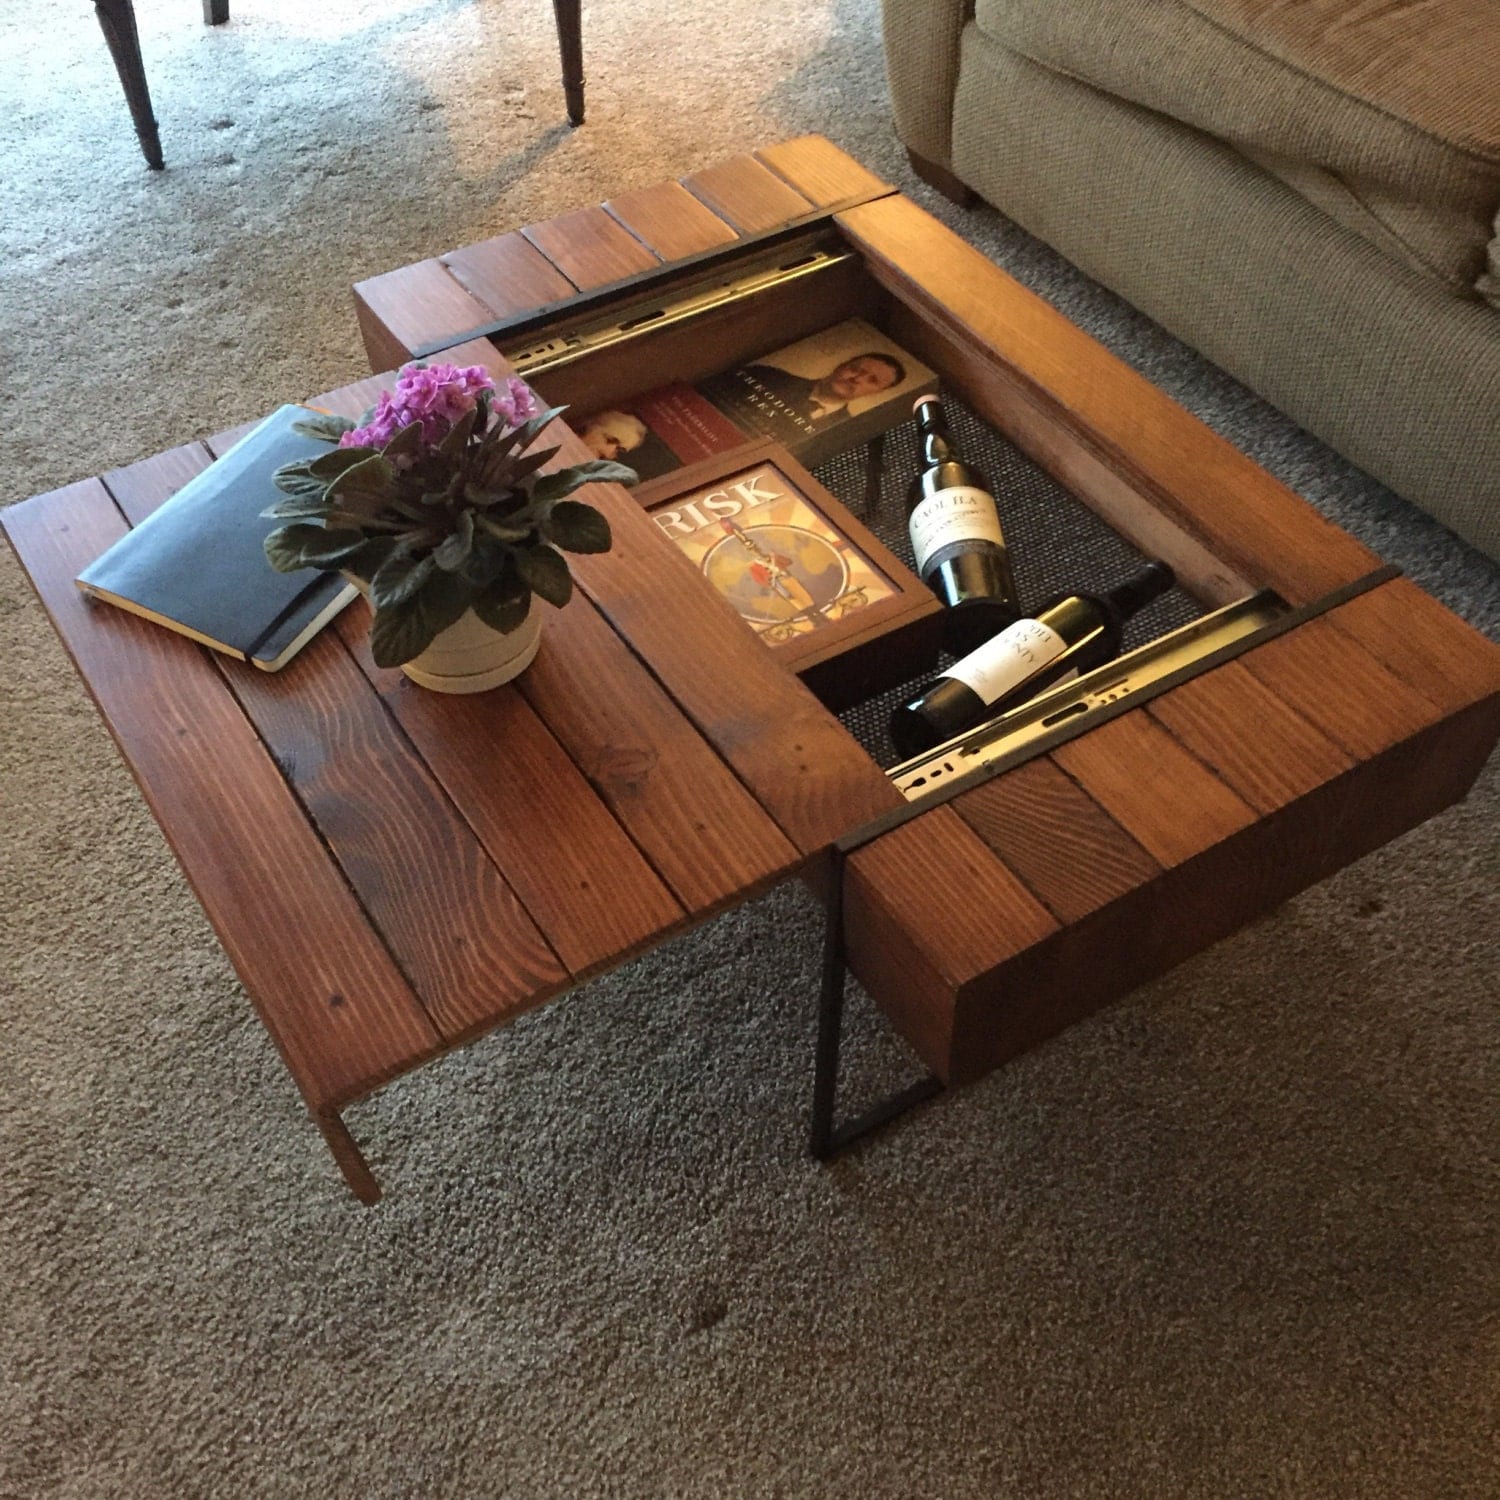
(905, 149, 977, 207)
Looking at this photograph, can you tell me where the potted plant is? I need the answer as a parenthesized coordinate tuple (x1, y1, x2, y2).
(262, 361, 635, 693)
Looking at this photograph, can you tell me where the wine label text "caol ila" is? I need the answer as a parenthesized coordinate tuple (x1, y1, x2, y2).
(908, 485, 1008, 577)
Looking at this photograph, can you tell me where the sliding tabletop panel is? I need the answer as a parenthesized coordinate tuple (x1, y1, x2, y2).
(2, 479, 441, 1118)
(353, 135, 896, 372)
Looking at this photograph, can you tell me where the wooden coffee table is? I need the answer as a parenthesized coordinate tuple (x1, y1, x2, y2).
(8, 138, 1498, 1201)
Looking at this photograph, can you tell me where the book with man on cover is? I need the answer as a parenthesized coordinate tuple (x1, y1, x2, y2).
(74, 404, 358, 672)
(574, 317, 938, 485)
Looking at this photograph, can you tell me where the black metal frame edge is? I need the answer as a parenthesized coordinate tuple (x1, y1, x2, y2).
(808, 842, 942, 1159)
(411, 194, 886, 360)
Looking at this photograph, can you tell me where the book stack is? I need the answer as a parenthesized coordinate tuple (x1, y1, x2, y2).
(573, 317, 937, 481)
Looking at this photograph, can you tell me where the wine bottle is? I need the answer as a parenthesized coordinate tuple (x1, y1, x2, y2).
(890, 560, 1176, 758)
(905, 396, 1021, 653)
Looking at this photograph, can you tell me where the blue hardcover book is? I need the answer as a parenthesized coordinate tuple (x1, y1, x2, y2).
(75, 404, 357, 672)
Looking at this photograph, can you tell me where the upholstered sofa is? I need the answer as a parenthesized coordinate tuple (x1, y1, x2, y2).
(882, 0, 1500, 561)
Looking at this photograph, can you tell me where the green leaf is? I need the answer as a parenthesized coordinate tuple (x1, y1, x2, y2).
(515, 544, 572, 608)
(474, 503, 535, 540)
(472, 577, 531, 636)
(381, 421, 425, 466)
(291, 412, 357, 443)
(543, 500, 611, 554)
(263, 493, 338, 521)
(503, 445, 561, 485)
(519, 406, 568, 443)
(309, 447, 374, 479)
(415, 570, 474, 639)
(370, 545, 436, 610)
(341, 535, 400, 584)
(433, 510, 475, 572)
(438, 405, 480, 460)
(565, 458, 638, 488)
(329, 453, 400, 505)
(264, 524, 367, 573)
(368, 595, 434, 669)
(273, 460, 324, 493)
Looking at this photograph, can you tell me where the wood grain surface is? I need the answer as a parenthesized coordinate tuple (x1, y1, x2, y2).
(1051, 710, 1259, 867)
(522, 205, 662, 289)
(117, 432, 573, 1042)
(2, 483, 438, 1110)
(441, 231, 577, 321)
(843, 806, 1058, 1075)
(953, 758, 1163, 925)
(682, 153, 814, 233)
(1145, 659, 1355, 815)
(1238, 614, 1442, 760)
(335, 611, 689, 980)
(1322, 577, 1500, 713)
(755, 136, 891, 207)
(604, 180, 740, 261)
(353, 257, 495, 372)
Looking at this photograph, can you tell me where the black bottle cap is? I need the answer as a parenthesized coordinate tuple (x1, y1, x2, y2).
(1103, 560, 1175, 620)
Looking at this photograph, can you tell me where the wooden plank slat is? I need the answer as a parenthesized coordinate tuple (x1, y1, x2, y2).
(522, 205, 660, 290)
(754, 136, 891, 207)
(953, 758, 1163, 924)
(682, 153, 814, 234)
(1238, 615, 1443, 760)
(439, 337, 904, 854)
(1322, 577, 1500, 714)
(2, 484, 439, 1110)
(353, 258, 495, 371)
(102, 442, 209, 521)
(836, 194, 1382, 605)
(309, 366, 794, 923)
(944, 694, 1498, 1085)
(844, 807, 1059, 1075)
(511, 584, 802, 911)
(99, 435, 570, 1044)
(102, 437, 572, 1042)
(335, 607, 693, 972)
(226, 627, 571, 1037)
(1051, 710, 1258, 867)
(441, 230, 578, 319)
(1145, 659, 1355, 816)
(603, 180, 741, 261)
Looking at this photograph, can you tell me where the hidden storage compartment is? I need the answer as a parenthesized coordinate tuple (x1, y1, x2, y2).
(504, 231, 1272, 768)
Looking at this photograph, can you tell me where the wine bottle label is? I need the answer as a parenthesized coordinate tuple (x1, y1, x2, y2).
(941, 617, 1069, 705)
(908, 486, 1006, 576)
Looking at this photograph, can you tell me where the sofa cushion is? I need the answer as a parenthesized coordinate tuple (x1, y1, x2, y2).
(972, 0, 1500, 298)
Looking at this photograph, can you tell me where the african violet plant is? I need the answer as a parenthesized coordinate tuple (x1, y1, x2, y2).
(263, 362, 635, 668)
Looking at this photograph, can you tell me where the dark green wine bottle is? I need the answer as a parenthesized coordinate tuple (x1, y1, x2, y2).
(905, 396, 1021, 654)
(891, 561, 1176, 759)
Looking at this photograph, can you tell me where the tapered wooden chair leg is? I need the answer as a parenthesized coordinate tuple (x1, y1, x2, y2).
(552, 0, 585, 125)
(95, 0, 164, 168)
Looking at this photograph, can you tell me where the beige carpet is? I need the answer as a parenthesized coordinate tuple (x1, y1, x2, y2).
(2, 2, 1497, 1495)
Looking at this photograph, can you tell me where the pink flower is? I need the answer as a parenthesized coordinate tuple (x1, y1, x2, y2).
(339, 364, 542, 453)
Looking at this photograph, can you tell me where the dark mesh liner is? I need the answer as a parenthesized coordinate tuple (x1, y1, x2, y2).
(811, 398, 1206, 768)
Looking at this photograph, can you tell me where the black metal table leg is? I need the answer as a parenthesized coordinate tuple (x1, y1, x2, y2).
(551, 0, 585, 126)
(809, 845, 942, 1160)
(95, 0, 164, 169)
